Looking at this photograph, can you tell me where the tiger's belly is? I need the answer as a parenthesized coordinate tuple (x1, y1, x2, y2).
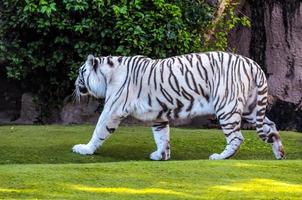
(130, 98, 214, 122)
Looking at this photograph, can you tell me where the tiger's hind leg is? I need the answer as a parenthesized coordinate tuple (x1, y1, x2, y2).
(210, 112, 244, 160)
(264, 117, 285, 159)
(150, 121, 171, 161)
(243, 104, 285, 159)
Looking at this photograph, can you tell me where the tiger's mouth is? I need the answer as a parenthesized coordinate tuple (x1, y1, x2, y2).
(79, 86, 88, 95)
(74, 83, 89, 102)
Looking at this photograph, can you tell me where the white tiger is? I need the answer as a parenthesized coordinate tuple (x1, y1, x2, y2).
(72, 52, 285, 160)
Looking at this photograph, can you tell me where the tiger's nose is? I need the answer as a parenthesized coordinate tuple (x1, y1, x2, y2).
(79, 86, 88, 94)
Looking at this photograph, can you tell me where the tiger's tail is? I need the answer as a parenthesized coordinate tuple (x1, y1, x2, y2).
(254, 67, 268, 140)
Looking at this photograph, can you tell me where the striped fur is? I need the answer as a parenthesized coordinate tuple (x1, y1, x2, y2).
(72, 52, 285, 160)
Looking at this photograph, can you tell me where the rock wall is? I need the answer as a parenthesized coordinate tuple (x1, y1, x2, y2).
(265, 1, 302, 106)
(13, 93, 39, 124)
(230, 0, 302, 104)
(229, 0, 302, 131)
(60, 97, 100, 124)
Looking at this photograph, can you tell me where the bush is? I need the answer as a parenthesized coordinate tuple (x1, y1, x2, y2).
(0, 0, 248, 120)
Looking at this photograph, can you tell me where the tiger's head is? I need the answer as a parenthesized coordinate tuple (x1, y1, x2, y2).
(75, 54, 108, 99)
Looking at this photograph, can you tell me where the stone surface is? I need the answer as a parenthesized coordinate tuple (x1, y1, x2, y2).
(265, 3, 302, 105)
(228, 0, 251, 57)
(60, 97, 100, 124)
(14, 93, 39, 124)
(230, 0, 302, 106)
(268, 99, 302, 131)
(228, 0, 302, 131)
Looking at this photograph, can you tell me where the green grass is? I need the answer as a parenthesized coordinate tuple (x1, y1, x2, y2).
(0, 125, 301, 199)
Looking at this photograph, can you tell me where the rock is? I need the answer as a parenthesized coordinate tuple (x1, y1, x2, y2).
(265, 2, 302, 106)
(43, 108, 62, 124)
(60, 97, 100, 124)
(267, 99, 302, 131)
(14, 93, 39, 124)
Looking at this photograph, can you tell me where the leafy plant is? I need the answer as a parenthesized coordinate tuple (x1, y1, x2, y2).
(0, 0, 249, 122)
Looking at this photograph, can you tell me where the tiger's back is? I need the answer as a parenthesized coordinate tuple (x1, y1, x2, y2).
(119, 52, 259, 123)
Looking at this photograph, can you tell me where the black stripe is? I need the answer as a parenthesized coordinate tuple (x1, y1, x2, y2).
(152, 121, 169, 131)
(156, 97, 168, 112)
(160, 84, 173, 104)
(225, 128, 241, 137)
(185, 70, 199, 94)
(196, 55, 209, 82)
(181, 87, 194, 112)
(118, 56, 123, 63)
(185, 54, 193, 67)
(110, 57, 134, 109)
(168, 64, 181, 95)
(156, 97, 168, 119)
(177, 57, 185, 75)
(153, 64, 158, 90)
(137, 75, 144, 99)
(174, 99, 184, 118)
(106, 126, 115, 134)
(198, 84, 209, 102)
(148, 93, 152, 106)
(148, 60, 160, 86)
(121, 56, 140, 111)
(160, 61, 165, 83)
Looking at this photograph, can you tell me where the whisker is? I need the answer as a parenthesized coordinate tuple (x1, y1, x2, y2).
(72, 86, 81, 103)
(72, 90, 77, 103)
(76, 88, 81, 103)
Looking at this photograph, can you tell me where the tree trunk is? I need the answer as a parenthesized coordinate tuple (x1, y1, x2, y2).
(229, 0, 302, 131)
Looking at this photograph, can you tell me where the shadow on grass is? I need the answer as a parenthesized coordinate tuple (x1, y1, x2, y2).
(0, 138, 284, 164)
(0, 125, 301, 164)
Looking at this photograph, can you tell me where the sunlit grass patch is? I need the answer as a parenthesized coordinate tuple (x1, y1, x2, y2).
(212, 178, 302, 193)
(232, 162, 263, 168)
(0, 161, 302, 199)
(0, 188, 34, 194)
(69, 184, 200, 199)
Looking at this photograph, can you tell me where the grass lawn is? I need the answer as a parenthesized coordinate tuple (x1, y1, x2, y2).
(0, 125, 301, 199)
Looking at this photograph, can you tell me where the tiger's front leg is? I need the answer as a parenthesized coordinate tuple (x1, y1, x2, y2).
(150, 121, 171, 161)
(72, 110, 121, 155)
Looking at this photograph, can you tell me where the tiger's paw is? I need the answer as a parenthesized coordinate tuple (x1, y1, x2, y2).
(72, 144, 94, 155)
(272, 142, 285, 160)
(209, 153, 224, 160)
(150, 151, 170, 161)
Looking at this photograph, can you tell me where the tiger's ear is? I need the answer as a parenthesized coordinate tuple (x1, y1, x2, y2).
(87, 54, 99, 72)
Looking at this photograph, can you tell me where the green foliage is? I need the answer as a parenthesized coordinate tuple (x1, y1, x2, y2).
(110, 0, 216, 58)
(0, 0, 249, 117)
(205, 0, 251, 51)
